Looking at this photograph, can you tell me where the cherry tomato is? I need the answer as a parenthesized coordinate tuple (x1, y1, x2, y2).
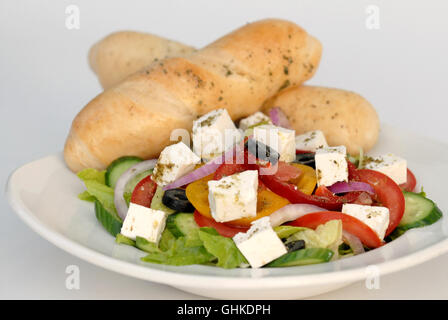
(351, 169, 405, 236)
(130, 175, 157, 208)
(193, 211, 248, 238)
(289, 211, 383, 248)
(400, 169, 417, 192)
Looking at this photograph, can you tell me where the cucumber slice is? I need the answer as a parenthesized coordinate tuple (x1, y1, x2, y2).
(166, 213, 198, 238)
(105, 156, 142, 188)
(399, 191, 443, 231)
(150, 186, 176, 214)
(124, 169, 153, 194)
(94, 200, 122, 236)
(266, 248, 334, 267)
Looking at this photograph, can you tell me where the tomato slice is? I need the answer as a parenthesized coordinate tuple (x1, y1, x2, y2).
(289, 211, 383, 248)
(193, 210, 248, 237)
(351, 169, 405, 236)
(400, 169, 417, 192)
(130, 175, 157, 208)
(260, 174, 355, 211)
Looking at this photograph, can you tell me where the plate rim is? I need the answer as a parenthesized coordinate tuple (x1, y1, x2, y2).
(6, 152, 448, 290)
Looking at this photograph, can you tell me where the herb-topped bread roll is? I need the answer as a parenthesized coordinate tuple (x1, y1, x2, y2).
(89, 31, 197, 89)
(262, 85, 380, 155)
(64, 19, 322, 172)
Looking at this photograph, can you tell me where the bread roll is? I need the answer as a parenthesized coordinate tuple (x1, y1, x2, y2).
(262, 85, 379, 154)
(89, 31, 196, 89)
(65, 19, 322, 172)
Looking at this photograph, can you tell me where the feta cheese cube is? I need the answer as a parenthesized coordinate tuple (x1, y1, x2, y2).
(253, 124, 296, 162)
(152, 141, 201, 187)
(342, 204, 390, 240)
(208, 170, 258, 222)
(120, 203, 167, 243)
(315, 146, 348, 186)
(363, 153, 407, 185)
(238, 112, 272, 131)
(295, 130, 328, 152)
(192, 108, 242, 160)
(233, 217, 287, 268)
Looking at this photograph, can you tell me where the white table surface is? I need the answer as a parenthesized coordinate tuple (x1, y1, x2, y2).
(1, 0, 447, 299)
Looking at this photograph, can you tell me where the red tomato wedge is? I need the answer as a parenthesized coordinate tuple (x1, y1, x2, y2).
(260, 174, 359, 211)
(289, 211, 383, 248)
(400, 169, 417, 192)
(193, 210, 248, 238)
(351, 169, 405, 237)
(130, 175, 157, 208)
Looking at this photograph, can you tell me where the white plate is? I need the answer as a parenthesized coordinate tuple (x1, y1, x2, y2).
(6, 124, 448, 299)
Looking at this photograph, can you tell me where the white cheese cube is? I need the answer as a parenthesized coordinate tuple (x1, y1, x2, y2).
(208, 170, 258, 222)
(120, 203, 167, 243)
(233, 217, 287, 268)
(192, 108, 242, 160)
(315, 146, 348, 186)
(363, 153, 407, 185)
(295, 130, 328, 152)
(342, 204, 390, 240)
(253, 124, 296, 162)
(152, 141, 201, 187)
(238, 112, 272, 131)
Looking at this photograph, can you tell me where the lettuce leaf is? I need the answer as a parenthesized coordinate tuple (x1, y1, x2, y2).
(286, 220, 343, 259)
(141, 237, 214, 266)
(77, 168, 106, 184)
(274, 226, 310, 239)
(198, 228, 247, 269)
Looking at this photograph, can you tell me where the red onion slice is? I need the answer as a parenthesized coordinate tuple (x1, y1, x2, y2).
(328, 181, 375, 195)
(342, 231, 365, 255)
(163, 142, 245, 190)
(114, 159, 157, 220)
(269, 107, 291, 129)
(269, 204, 328, 227)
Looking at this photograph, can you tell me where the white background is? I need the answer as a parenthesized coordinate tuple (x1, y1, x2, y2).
(1, 0, 447, 299)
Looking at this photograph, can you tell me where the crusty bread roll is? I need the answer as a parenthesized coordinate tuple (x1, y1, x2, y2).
(262, 85, 379, 155)
(89, 31, 197, 89)
(65, 19, 322, 172)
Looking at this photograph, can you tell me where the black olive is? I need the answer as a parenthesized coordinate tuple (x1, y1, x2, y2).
(244, 138, 280, 164)
(285, 240, 306, 252)
(293, 152, 315, 168)
(162, 189, 195, 213)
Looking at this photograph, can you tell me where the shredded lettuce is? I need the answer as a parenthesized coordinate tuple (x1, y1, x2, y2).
(141, 237, 214, 266)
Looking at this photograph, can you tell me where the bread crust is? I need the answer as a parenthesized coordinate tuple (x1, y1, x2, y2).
(65, 19, 322, 172)
(263, 85, 380, 155)
(89, 31, 197, 89)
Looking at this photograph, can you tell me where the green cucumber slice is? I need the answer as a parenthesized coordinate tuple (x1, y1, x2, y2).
(266, 248, 334, 267)
(166, 213, 198, 238)
(94, 200, 122, 236)
(399, 191, 443, 230)
(150, 186, 176, 214)
(105, 156, 142, 188)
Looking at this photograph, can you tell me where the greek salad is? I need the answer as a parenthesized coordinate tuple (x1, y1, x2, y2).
(77, 107, 443, 268)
